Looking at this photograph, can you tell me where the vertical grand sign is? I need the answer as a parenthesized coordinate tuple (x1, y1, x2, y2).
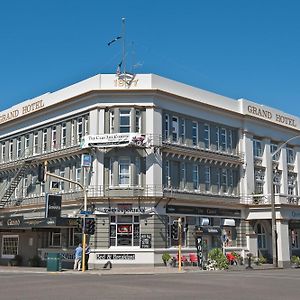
(195, 236, 203, 269)
(45, 194, 62, 218)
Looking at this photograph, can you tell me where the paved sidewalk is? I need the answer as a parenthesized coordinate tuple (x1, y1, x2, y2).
(0, 264, 280, 275)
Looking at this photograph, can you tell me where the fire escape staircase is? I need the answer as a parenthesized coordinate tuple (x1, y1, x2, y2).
(0, 161, 31, 208)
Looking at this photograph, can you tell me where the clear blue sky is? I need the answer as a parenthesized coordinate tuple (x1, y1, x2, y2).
(0, 0, 300, 116)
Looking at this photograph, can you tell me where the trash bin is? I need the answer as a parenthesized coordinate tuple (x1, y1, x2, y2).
(47, 253, 62, 272)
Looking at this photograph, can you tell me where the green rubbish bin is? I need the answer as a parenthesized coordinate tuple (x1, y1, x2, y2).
(47, 253, 62, 272)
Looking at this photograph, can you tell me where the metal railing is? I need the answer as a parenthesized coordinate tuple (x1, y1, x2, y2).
(242, 194, 300, 206)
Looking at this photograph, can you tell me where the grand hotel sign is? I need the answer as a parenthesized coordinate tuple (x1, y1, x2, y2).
(0, 99, 45, 125)
(247, 104, 297, 128)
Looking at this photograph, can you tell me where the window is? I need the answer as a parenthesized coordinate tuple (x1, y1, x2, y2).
(61, 123, 67, 148)
(9, 140, 13, 161)
(51, 126, 57, 150)
(1, 235, 19, 258)
(216, 127, 220, 151)
(253, 139, 263, 157)
(273, 170, 281, 194)
(164, 114, 169, 139)
(228, 130, 233, 152)
(287, 148, 295, 164)
(221, 168, 228, 193)
(256, 223, 267, 249)
(109, 110, 115, 133)
(42, 128, 48, 153)
(205, 166, 211, 192)
(165, 160, 170, 187)
(181, 119, 185, 143)
(181, 162, 186, 189)
(49, 230, 61, 247)
(33, 132, 38, 155)
(77, 117, 83, 143)
(135, 157, 141, 186)
(255, 169, 265, 194)
(25, 134, 30, 154)
(192, 122, 198, 146)
(228, 169, 234, 194)
(288, 173, 297, 203)
(220, 128, 227, 151)
(109, 158, 113, 186)
(59, 169, 65, 192)
(135, 110, 141, 133)
(69, 228, 82, 247)
(172, 116, 179, 142)
(204, 124, 210, 149)
(1, 142, 6, 162)
(16, 137, 21, 158)
(119, 109, 131, 133)
(109, 215, 140, 247)
(119, 158, 130, 185)
(71, 120, 75, 145)
(193, 164, 199, 190)
(271, 144, 280, 161)
(84, 116, 89, 135)
(23, 177, 28, 197)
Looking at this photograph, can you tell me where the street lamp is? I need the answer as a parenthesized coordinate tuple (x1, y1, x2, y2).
(270, 134, 300, 267)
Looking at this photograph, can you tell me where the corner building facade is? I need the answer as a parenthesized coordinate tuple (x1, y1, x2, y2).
(0, 74, 299, 268)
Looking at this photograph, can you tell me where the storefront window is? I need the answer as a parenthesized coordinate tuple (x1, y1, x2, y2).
(69, 228, 82, 247)
(109, 215, 140, 247)
(1, 235, 19, 258)
(49, 230, 61, 247)
(256, 223, 267, 249)
(291, 229, 299, 249)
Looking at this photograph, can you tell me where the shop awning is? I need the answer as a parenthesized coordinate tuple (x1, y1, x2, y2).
(221, 219, 236, 227)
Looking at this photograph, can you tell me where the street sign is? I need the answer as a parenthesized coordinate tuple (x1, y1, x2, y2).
(79, 210, 93, 215)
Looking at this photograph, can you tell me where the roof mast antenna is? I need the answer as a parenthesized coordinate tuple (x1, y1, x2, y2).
(122, 17, 126, 75)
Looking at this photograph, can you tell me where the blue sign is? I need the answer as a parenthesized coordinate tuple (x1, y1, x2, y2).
(80, 210, 93, 215)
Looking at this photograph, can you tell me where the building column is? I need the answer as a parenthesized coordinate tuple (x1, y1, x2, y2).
(276, 220, 290, 268)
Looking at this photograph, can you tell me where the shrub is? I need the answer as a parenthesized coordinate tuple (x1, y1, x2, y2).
(162, 253, 172, 265)
(28, 255, 42, 267)
(256, 256, 267, 265)
(291, 256, 300, 266)
(208, 248, 228, 270)
(9, 254, 23, 266)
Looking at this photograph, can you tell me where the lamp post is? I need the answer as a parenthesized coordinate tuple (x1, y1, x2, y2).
(270, 134, 300, 267)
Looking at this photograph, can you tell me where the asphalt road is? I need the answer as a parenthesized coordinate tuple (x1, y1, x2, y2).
(0, 269, 299, 300)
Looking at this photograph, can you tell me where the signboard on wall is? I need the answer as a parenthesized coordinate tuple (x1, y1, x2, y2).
(45, 194, 62, 218)
(140, 234, 152, 248)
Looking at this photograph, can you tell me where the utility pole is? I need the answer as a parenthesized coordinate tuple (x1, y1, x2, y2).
(178, 217, 182, 272)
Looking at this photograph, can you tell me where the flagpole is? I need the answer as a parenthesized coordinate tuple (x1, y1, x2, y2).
(122, 17, 126, 75)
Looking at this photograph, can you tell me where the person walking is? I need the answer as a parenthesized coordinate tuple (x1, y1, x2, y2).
(73, 243, 83, 271)
(85, 244, 91, 270)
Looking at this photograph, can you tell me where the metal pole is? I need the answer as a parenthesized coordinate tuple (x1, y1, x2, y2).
(178, 217, 182, 272)
(122, 17, 126, 74)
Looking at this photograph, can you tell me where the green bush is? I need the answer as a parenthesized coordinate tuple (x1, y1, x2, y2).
(208, 248, 228, 270)
(162, 253, 172, 265)
(291, 256, 300, 266)
(9, 254, 23, 266)
(256, 256, 267, 265)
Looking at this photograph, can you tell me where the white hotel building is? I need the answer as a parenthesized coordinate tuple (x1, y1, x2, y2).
(0, 73, 299, 268)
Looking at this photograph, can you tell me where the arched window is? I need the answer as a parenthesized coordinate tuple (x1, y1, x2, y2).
(257, 223, 267, 249)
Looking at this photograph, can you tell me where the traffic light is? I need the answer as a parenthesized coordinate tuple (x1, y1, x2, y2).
(84, 218, 95, 235)
(38, 164, 46, 183)
(171, 223, 178, 240)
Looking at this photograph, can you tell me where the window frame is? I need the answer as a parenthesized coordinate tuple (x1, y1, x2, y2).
(1, 235, 19, 259)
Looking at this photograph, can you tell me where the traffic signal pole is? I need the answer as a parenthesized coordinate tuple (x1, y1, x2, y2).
(43, 161, 88, 272)
(178, 218, 182, 272)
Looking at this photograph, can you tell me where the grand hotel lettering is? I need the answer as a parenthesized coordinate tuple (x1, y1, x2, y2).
(0, 99, 44, 124)
(247, 105, 297, 128)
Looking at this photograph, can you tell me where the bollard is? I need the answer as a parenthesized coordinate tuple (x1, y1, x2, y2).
(246, 253, 253, 270)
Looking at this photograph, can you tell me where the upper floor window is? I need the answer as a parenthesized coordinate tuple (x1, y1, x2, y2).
(9, 140, 13, 161)
(254, 169, 265, 194)
(216, 127, 220, 151)
(181, 119, 185, 143)
(135, 110, 141, 133)
(84, 116, 89, 135)
(220, 128, 227, 151)
(181, 162, 186, 189)
(164, 114, 169, 139)
(59, 169, 65, 192)
(271, 144, 280, 161)
(287, 148, 295, 164)
(119, 157, 130, 185)
(273, 170, 281, 194)
(165, 160, 170, 187)
(120, 109, 131, 133)
(192, 164, 199, 190)
(77, 117, 83, 143)
(51, 126, 57, 150)
(16, 138, 21, 158)
(205, 166, 211, 192)
(253, 139, 263, 157)
(288, 173, 297, 196)
(33, 132, 38, 155)
(221, 168, 228, 193)
(172, 116, 179, 142)
(1, 142, 5, 162)
(109, 110, 115, 133)
(192, 122, 198, 146)
(61, 123, 67, 148)
(204, 124, 210, 149)
(42, 129, 48, 153)
(228, 130, 233, 152)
